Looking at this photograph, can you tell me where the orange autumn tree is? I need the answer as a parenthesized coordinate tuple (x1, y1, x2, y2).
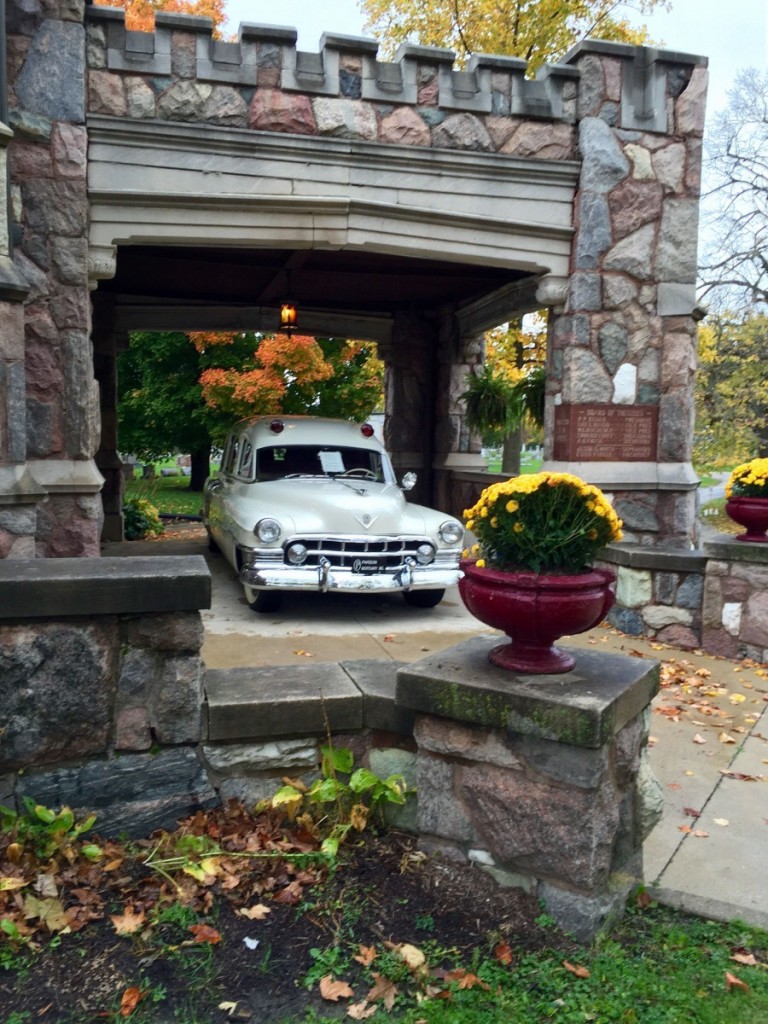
(95, 0, 226, 34)
(189, 331, 384, 423)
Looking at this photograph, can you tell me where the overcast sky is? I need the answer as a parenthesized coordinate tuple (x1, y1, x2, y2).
(224, 0, 767, 119)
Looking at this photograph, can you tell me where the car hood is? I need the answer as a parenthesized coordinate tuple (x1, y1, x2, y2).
(254, 478, 438, 536)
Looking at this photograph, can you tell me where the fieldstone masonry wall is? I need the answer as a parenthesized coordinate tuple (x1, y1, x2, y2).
(598, 537, 768, 662)
(0, 556, 661, 940)
(2, 0, 103, 557)
(0, 0, 709, 554)
(546, 42, 707, 548)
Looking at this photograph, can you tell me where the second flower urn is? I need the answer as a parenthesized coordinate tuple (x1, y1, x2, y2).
(459, 560, 616, 674)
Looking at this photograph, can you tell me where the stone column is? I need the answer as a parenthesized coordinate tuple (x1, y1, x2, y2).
(383, 312, 438, 508)
(545, 42, 708, 549)
(92, 324, 125, 542)
(7, 0, 104, 556)
(397, 638, 662, 941)
(0, 110, 40, 557)
(432, 318, 485, 517)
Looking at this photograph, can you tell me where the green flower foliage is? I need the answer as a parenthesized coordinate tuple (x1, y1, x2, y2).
(123, 496, 164, 540)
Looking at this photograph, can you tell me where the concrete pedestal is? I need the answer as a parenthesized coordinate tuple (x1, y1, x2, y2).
(396, 636, 662, 941)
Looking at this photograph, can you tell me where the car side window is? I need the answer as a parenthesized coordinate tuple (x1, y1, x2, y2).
(237, 438, 253, 480)
(223, 435, 240, 477)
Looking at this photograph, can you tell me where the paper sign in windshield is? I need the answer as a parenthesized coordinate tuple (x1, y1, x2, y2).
(319, 450, 345, 473)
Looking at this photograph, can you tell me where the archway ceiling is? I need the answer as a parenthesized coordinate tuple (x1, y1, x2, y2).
(98, 244, 532, 328)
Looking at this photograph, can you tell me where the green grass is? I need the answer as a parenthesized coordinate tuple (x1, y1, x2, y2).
(485, 457, 542, 475)
(283, 904, 768, 1024)
(124, 475, 205, 517)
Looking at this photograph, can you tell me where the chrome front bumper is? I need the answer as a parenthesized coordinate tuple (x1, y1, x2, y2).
(239, 555, 462, 594)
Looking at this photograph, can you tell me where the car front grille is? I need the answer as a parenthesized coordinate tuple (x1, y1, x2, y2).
(288, 536, 430, 570)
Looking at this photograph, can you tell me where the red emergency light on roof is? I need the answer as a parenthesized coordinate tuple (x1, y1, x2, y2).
(360, 423, 375, 438)
(269, 419, 284, 434)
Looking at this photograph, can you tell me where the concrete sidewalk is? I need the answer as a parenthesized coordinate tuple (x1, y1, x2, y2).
(107, 529, 768, 931)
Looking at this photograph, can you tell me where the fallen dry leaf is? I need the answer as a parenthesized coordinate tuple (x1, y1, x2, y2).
(237, 903, 271, 920)
(494, 941, 513, 965)
(354, 945, 377, 967)
(367, 973, 398, 1011)
(188, 923, 222, 944)
(683, 807, 701, 818)
(320, 976, 355, 1002)
(292, 649, 314, 657)
(0, 877, 27, 892)
(693, 733, 707, 744)
(110, 906, 146, 935)
(731, 952, 758, 966)
(120, 987, 145, 1017)
(725, 970, 750, 992)
(692, 829, 710, 838)
(396, 943, 426, 970)
(563, 961, 590, 978)
(714, 818, 730, 827)
(719, 732, 738, 744)
(383, 634, 396, 642)
(347, 1001, 377, 1019)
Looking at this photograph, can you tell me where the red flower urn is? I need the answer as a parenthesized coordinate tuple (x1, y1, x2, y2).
(725, 497, 768, 543)
(459, 560, 616, 675)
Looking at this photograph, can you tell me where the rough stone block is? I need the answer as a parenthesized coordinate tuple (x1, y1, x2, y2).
(416, 753, 479, 844)
(122, 611, 205, 652)
(341, 659, 415, 735)
(460, 762, 620, 889)
(147, 655, 204, 744)
(397, 638, 659, 749)
(0, 621, 115, 771)
(414, 717, 522, 769)
(204, 663, 363, 740)
(741, 592, 768, 647)
(203, 739, 320, 773)
(616, 566, 652, 608)
(17, 747, 217, 838)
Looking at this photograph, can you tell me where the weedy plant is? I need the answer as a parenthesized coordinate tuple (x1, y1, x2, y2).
(266, 744, 408, 860)
(0, 799, 102, 864)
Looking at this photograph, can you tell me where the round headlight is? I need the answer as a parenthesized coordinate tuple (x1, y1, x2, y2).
(439, 520, 464, 545)
(416, 543, 435, 565)
(286, 542, 308, 565)
(254, 518, 281, 543)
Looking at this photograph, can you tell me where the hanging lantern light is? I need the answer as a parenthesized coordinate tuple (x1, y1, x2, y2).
(279, 299, 298, 333)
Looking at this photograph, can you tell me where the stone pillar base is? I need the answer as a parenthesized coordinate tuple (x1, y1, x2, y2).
(396, 637, 662, 941)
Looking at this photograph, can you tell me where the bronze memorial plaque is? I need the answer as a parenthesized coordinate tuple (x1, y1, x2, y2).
(553, 404, 658, 462)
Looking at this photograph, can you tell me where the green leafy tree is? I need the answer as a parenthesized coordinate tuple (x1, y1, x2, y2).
(118, 332, 384, 490)
(117, 331, 258, 491)
(694, 312, 768, 467)
(361, 0, 668, 71)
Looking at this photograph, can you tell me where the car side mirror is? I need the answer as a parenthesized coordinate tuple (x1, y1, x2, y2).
(401, 472, 417, 491)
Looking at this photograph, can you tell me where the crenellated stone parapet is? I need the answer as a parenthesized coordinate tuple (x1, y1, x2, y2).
(86, 8, 583, 123)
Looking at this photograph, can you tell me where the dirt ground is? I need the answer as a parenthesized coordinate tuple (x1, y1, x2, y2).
(1, 827, 568, 1024)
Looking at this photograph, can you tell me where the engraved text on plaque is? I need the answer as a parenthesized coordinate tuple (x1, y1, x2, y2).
(553, 405, 658, 462)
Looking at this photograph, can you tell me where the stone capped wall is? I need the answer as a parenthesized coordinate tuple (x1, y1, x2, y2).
(599, 537, 768, 662)
(4, 0, 103, 557)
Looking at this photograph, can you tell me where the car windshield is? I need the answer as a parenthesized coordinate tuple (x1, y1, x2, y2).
(255, 445, 391, 483)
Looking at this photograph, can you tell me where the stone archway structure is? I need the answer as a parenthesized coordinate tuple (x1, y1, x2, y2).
(0, 2, 708, 557)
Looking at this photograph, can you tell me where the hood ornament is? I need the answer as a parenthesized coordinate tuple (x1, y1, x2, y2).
(355, 512, 378, 529)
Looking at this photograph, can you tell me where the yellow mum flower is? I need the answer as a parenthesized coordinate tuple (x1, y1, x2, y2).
(513, 522, 524, 533)
(476, 558, 486, 568)
(505, 500, 519, 513)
